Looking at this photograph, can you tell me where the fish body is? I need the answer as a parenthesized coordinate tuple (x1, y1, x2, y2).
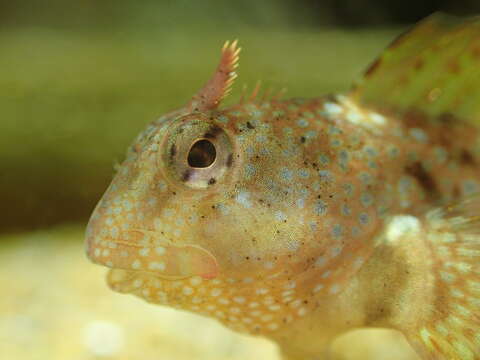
(86, 14, 480, 359)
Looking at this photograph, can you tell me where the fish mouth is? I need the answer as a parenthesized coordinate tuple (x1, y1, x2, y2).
(85, 229, 219, 280)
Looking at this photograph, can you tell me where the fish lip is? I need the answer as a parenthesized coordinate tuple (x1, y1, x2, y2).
(85, 230, 219, 280)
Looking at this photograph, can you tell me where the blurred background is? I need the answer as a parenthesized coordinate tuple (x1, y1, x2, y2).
(1, 1, 479, 359)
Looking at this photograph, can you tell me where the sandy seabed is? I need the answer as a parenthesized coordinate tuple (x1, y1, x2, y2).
(0, 226, 420, 360)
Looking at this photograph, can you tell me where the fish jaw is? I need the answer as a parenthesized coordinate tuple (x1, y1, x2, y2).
(85, 204, 219, 280)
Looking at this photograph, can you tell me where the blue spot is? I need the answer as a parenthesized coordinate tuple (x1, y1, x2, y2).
(280, 167, 294, 182)
(298, 169, 310, 179)
(297, 118, 309, 128)
(359, 213, 370, 225)
(314, 200, 327, 215)
(332, 224, 343, 239)
(318, 153, 330, 165)
(218, 115, 230, 123)
(360, 192, 374, 207)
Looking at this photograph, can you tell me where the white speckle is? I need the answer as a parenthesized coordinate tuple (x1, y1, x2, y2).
(263, 261, 275, 269)
(329, 284, 341, 294)
(346, 111, 363, 124)
(94, 248, 101, 257)
(155, 246, 166, 255)
(102, 249, 110, 257)
(230, 307, 241, 314)
(269, 305, 281, 311)
(275, 211, 287, 222)
(321, 270, 331, 279)
(297, 308, 307, 316)
(139, 248, 150, 257)
(131, 260, 142, 270)
(370, 112, 386, 125)
(256, 288, 269, 295)
(133, 279, 143, 288)
(386, 215, 421, 243)
(218, 298, 230, 305)
(235, 190, 252, 208)
(156, 291, 168, 303)
(242, 317, 253, 324)
(148, 261, 166, 271)
(233, 296, 246, 304)
(315, 256, 327, 268)
(313, 284, 324, 293)
(189, 276, 202, 286)
(261, 314, 274, 322)
(214, 311, 225, 319)
(211, 288, 222, 297)
(182, 287, 194, 296)
(267, 323, 279, 331)
(83, 321, 124, 357)
(290, 299, 302, 308)
(324, 102, 343, 115)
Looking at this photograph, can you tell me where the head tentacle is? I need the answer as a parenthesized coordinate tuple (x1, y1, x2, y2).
(187, 40, 241, 112)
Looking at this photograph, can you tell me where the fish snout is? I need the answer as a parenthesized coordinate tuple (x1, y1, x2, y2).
(85, 218, 219, 279)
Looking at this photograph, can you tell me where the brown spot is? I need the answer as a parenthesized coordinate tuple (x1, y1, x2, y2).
(203, 126, 222, 139)
(414, 58, 424, 70)
(460, 149, 475, 166)
(364, 58, 382, 77)
(300, 136, 306, 143)
(181, 170, 192, 182)
(170, 144, 177, 157)
(472, 45, 480, 60)
(246, 121, 255, 129)
(405, 162, 439, 201)
(453, 185, 461, 199)
(226, 153, 234, 167)
(447, 60, 460, 74)
(437, 112, 456, 125)
(208, 178, 216, 185)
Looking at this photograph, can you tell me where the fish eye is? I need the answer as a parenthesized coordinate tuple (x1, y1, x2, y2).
(187, 139, 217, 168)
(161, 114, 234, 189)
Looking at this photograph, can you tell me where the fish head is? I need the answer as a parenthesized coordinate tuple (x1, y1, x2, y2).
(85, 42, 380, 333)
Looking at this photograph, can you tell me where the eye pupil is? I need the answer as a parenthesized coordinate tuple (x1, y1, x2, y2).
(187, 139, 217, 168)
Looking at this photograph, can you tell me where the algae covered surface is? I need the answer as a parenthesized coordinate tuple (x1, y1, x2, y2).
(0, 227, 419, 359)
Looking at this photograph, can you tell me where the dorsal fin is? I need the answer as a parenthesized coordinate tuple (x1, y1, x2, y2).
(186, 40, 240, 112)
(351, 13, 480, 126)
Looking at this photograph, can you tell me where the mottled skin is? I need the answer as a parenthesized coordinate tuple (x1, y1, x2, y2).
(86, 16, 480, 360)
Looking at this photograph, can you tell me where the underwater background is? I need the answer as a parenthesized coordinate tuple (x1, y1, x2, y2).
(1, 1, 479, 359)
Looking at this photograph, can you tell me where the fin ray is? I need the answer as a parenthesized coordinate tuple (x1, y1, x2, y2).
(395, 195, 480, 359)
(351, 13, 480, 127)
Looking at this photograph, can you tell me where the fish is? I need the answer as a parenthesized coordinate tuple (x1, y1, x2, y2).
(85, 13, 480, 360)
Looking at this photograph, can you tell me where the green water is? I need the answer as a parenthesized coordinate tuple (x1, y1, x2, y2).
(0, 26, 396, 232)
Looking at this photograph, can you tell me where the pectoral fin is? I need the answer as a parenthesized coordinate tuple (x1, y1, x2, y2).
(391, 195, 480, 359)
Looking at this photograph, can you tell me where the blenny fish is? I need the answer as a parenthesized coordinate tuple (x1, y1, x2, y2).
(85, 14, 480, 359)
